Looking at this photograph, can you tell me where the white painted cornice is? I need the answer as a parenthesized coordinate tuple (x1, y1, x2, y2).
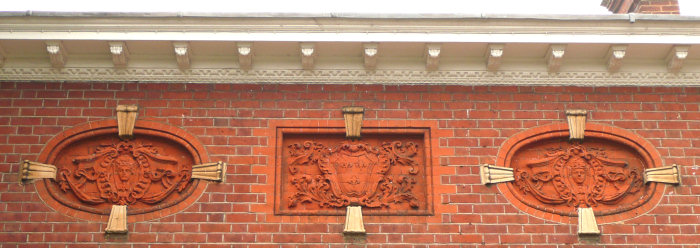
(1, 15, 699, 43)
(1, 14, 699, 84)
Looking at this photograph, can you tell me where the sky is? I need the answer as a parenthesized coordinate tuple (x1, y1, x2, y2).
(2, 0, 699, 15)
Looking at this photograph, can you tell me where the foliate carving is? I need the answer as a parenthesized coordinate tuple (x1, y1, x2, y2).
(287, 141, 419, 209)
(35, 120, 209, 221)
(56, 141, 192, 206)
(499, 124, 667, 224)
(514, 145, 643, 209)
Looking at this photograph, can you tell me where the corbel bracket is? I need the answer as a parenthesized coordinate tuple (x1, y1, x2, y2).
(486, 44, 504, 72)
(45, 41, 67, 68)
(116, 105, 138, 140)
(566, 110, 587, 140)
(666, 45, 689, 73)
(644, 164, 681, 185)
(19, 160, 57, 182)
(237, 42, 253, 70)
(173, 42, 191, 70)
(192, 161, 227, 182)
(342, 106, 365, 139)
(109, 42, 129, 68)
(0, 43, 7, 68)
(105, 205, 128, 234)
(546, 44, 567, 73)
(363, 43, 378, 70)
(343, 206, 366, 234)
(606, 45, 627, 73)
(300, 43, 316, 70)
(480, 164, 514, 185)
(578, 207, 600, 236)
(425, 43, 441, 71)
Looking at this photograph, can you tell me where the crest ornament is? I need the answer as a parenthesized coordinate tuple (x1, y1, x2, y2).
(497, 123, 666, 224)
(287, 140, 420, 209)
(514, 145, 643, 209)
(34, 120, 210, 221)
(57, 141, 192, 206)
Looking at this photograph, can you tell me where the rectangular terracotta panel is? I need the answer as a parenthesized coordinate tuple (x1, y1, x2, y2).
(275, 127, 433, 216)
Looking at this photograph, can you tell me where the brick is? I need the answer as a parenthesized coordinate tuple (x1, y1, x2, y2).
(2, 82, 698, 247)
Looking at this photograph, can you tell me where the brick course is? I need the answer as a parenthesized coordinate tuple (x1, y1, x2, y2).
(0, 82, 698, 247)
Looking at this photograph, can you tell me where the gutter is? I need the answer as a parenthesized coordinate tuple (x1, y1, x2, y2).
(1, 10, 700, 22)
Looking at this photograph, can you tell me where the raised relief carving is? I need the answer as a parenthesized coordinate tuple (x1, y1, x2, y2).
(287, 140, 419, 209)
(276, 129, 431, 216)
(56, 141, 192, 206)
(497, 124, 667, 226)
(513, 145, 643, 211)
(35, 120, 210, 221)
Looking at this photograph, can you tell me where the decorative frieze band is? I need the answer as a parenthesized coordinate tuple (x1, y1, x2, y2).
(1, 68, 699, 86)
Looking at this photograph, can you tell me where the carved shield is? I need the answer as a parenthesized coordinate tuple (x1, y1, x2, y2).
(285, 139, 421, 210)
(323, 143, 383, 204)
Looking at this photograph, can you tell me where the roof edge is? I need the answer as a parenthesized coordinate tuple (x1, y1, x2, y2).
(1, 11, 700, 21)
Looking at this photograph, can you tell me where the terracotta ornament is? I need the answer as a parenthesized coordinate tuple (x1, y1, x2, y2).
(33, 120, 211, 223)
(276, 128, 432, 216)
(513, 144, 643, 210)
(495, 123, 667, 226)
(287, 140, 420, 209)
(56, 141, 192, 206)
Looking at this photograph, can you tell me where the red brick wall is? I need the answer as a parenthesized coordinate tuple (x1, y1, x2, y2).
(634, 0, 680, 14)
(1, 82, 698, 247)
(602, 0, 680, 14)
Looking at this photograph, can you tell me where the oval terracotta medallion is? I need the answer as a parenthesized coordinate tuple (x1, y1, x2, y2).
(496, 123, 665, 224)
(35, 120, 208, 222)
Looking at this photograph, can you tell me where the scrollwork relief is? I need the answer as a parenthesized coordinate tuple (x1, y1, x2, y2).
(514, 145, 644, 209)
(497, 123, 666, 223)
(56, 141, 192, 206)
(286, 141, 420, 209)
